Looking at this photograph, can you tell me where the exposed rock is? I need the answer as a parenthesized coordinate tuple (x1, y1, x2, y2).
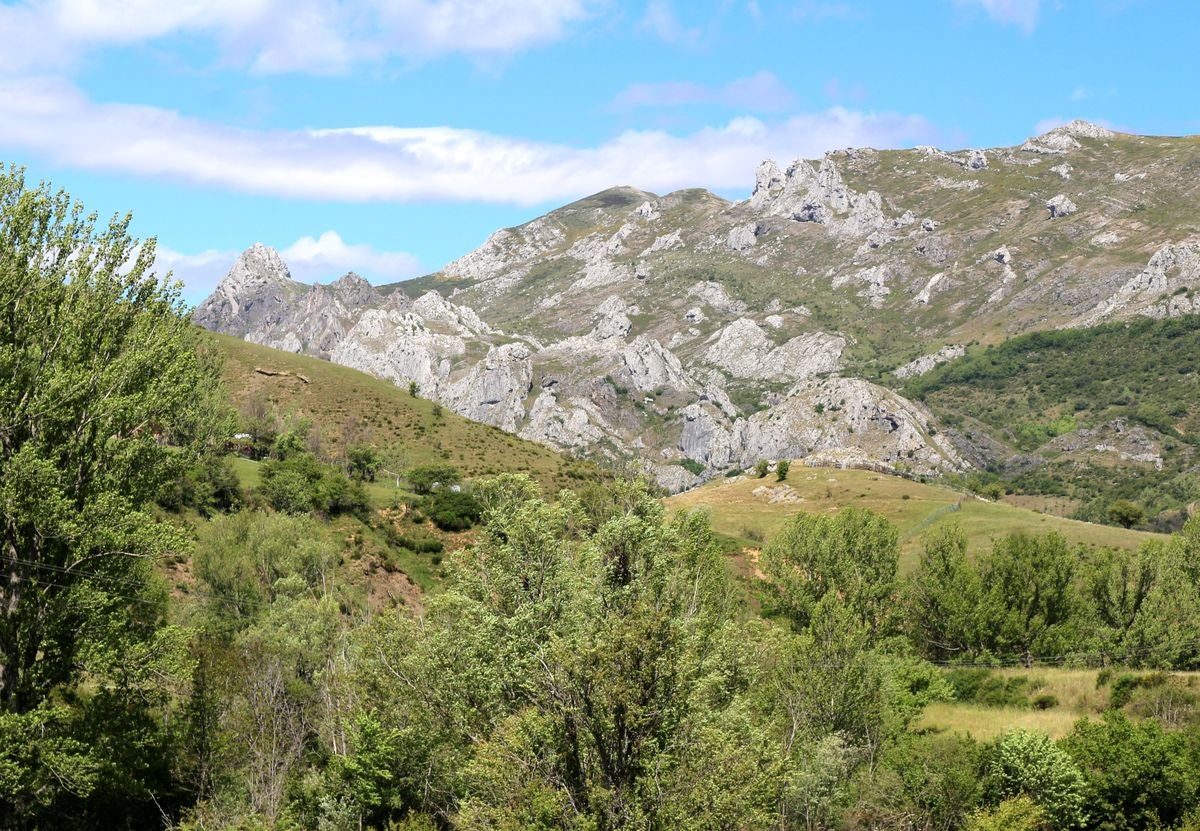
(642, 230, 684, 255)
(1072, 238, 1200, 325)
(591, 295, 633, 341)
(331, 309, 465, 397)
(412, 291, 492, 335)
(621, 337, 693, 393)
(634, 200, 661, 221)
(520, 389, 608, 449)
(963, 150, 988, 170)
(688, 281, 748, 315)
(679, 403, 734, 468)
(704, 319, 844, 381)
(893, 344, 965, 379)
(994, 246, 1012, 265)
(442, 217, 565, 292)
(445, 343, 533, 432)
(752, 155, 890, 236)
(731, 377, 965, 476)
(914, 272, 947, 305)
(193, 243, 304, 336)
(1047, 194, 1078, 218)
(727, 224, 759, 251)
(652, 464, 701, 494)
(1050, 163, 1072, 179)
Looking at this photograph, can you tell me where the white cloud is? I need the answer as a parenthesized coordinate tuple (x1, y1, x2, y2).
(0, 0, 593, 74)
(638, 0, 703, 46)
(281, 231, 424, 283)
(610, 71, 796, 112)
(0, 77, 939, 205)
(954, 0, 1040, 32)
(155, 232, 424, 302)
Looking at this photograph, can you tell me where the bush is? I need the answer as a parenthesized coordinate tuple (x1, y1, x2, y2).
(258, 453, 370, 517)
(984, 729, 1087, 829)
(754, 460, 770, 479)
(158, 454, 242, 516)
(680, 458, 705, 476)
(1032, 694, 1058, 710)
(424, 490, 483, 532)
(776, 459, 791, 481)
(346, 445, 381, 482)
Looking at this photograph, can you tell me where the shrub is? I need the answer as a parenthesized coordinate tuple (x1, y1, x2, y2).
(776, 459, 791, 481)
(984, 729, 1087, 829)
(424, 490, 483, 532)
(346, 445, 381, 482)
(754, 459, 770, 479)
(680, 458, 705, 476)
(1032, 694, 1058, 710)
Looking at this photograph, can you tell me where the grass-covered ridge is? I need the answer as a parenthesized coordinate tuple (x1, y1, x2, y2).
(666, 464, 1161, 571)
(211, 331, 604, 494)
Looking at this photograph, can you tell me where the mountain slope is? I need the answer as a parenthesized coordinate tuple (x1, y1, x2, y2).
(194, 121, 1200, 498)
(210, 332, 602, 493)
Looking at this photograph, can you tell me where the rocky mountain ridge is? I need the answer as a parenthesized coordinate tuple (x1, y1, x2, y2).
(195, 122, 1200, 491)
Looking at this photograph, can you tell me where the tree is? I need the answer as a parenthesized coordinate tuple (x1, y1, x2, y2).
(1107, 500, 1145, 529)
(984, 729, 1087, 829)
(0, 166, 224, 824)
(977, 534, 1078, 667)
(407, 463, 462, 495)
(346, 444, 381, 482)
(761, 507, 899, 634)
(1060, 712, 1199, 831)
(905, 525, 985, 662)
(776, 459, 791, 481)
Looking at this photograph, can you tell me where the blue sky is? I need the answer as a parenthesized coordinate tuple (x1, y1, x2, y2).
(0, 0, 1195, 302)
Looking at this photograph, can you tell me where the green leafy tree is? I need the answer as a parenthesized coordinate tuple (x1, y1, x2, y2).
(1060, 712, 1199, 831)
(984, 729, 1087, 829)
(776, 459, 791, 481)
(761, 507, 899, 634)
(905, 525, 985, 661)
(977, 534, 1078, 666)
(346, 444, 382, 482)
(0, 166, 224, 825)
(406, 463, 462, 495)
(1106, 499, 1145, 529)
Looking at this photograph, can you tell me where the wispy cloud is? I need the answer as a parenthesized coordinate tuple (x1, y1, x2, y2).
(156, 231, 424, 302)
(638, 0, 703, 47)
(610, 71, 796, 112)
(0, 77, 939, 205)
(954, 0, 1040, 32)
(0, 0, 595, 75)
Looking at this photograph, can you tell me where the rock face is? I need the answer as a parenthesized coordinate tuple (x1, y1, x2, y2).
(1047, 194, 1078, 218)
(1072, 239, 1200, 326)
(195, 126, 1200, 491)
(193, 243, 305, 336)
(893, 345, 966, 379)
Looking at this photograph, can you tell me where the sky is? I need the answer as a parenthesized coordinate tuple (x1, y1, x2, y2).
(0, 0, 1196, 303)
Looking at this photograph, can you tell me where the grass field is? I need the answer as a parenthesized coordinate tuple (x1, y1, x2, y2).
(917, 668, 1200, 741)
(666, 464, 1163, 571)
(211, 331, 602, 494)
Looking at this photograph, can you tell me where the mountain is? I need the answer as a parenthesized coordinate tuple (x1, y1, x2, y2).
(194, 121, 1200, 500)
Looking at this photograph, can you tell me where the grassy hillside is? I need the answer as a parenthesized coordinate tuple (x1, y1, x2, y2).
(899, 315, 1200, 527)
(210, 331, 602, 494)
(666, 464, 1161, 571)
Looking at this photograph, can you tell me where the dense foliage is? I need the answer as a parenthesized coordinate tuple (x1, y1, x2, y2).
(902, 315, 1200, 528)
